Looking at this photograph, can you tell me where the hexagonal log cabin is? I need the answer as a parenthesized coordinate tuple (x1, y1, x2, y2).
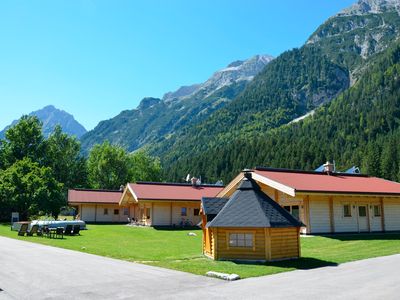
(200, 173, 303, 261)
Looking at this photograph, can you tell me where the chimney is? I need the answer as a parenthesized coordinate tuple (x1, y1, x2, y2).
(323, 161, 334, 174)
(243, 169, 253, 179)
(191, 177, 198, 186)
(119, 185, 125, 191)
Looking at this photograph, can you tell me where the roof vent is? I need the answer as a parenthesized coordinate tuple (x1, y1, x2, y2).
(191, 177, 201, 186)
(323, 161, 335, 174)
(119, 185, 125, 191)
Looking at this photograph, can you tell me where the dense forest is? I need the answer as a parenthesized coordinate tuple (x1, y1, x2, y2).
(163, 42, 400, 183)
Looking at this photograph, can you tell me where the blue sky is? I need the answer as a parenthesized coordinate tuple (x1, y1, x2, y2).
(0, 0, 355, 131)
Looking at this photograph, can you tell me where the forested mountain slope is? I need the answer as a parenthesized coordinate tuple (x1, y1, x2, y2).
(163, 42, 400, 183)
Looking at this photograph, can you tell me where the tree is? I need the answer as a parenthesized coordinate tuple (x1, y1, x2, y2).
(128, 149, 162, 182)
(2, 116, 45, 167)
(45, 125, 87, 190)
(87, 141, 130, 189)
(0, 158, 64, 220)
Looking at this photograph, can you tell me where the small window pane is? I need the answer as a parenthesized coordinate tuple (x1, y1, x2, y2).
(193, 208, 200, 216)
(104, 208, 108, 215)
(291, 205, 300, 220)
(146, 208, 151, 219)
(181, 207, 187, 216)
(343, 205, 351, 217)
(358, 206, 367, 217)
(123, 208, 129, 216)
(114, 209, 119, 215)
(374, 205, 381, 217)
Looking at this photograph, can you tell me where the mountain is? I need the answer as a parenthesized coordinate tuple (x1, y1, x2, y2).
(169, 41, 400, 182)
(152, 0, 400, 182)
(80, 54, 273, 153)
(307, 0, 400, 81)
(0, 105, 87, 138)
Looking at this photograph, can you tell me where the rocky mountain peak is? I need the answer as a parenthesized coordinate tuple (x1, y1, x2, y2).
(0, 105, 87, 138)
(137, 97, 162, 110)
(162, 54, 274, 103)
(337, 0, 400, 17)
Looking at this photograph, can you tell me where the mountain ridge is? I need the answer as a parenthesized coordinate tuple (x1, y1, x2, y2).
(80, 54, 273, 153)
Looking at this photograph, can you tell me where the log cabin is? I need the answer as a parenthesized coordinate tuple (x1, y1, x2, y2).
(218, 166, 400, 234)
(201, 173, 303, 261)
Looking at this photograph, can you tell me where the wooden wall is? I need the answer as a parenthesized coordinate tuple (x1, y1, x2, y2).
(209, 227, 301, 261)
(214, 227, 266, 260)
(270, 227, 300, 260)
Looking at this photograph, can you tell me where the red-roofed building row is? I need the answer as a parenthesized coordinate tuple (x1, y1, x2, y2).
(68, 166, 400, 233)
(217, 167, 400, 234)
(68, 182, 223, 225)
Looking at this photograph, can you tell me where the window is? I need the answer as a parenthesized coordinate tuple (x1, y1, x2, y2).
(373, 205, 381, 217)
(181, 207, 187, 216)
(283, 205, 299, 220)
(343, 204, 352, 217)
(291, 205, 300, 220)
(193, 208, 200, 216)
(229, 233, 253, 248)
(114, 209, 119, 215)
(358, 206, 367, 217)
(123, 208, 129, 216)
(103, 208, 108, 215)
(146, 208, 151, 219)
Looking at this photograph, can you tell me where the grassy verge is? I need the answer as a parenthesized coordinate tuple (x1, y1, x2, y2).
(1, 224, 400, 278)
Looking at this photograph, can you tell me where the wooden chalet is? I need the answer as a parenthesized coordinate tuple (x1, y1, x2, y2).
(201, 173, 303, 261)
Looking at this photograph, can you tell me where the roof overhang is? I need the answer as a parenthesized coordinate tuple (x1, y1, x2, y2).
(296, 191, 400, 198)
(218, 171, 297, 198)
(119, 184, 139, 206)
(252, 172, 296, 197)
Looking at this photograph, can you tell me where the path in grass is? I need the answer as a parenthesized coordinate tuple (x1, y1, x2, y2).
(1, 224, 400, 278)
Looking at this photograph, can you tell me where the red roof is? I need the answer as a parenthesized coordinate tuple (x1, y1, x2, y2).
(254, 168, 400, 195)
(128, 182, 224, 201)
(68, 189, 123, 204)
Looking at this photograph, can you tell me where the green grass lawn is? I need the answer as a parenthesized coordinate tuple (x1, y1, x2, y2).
(1, 224, 400, 278)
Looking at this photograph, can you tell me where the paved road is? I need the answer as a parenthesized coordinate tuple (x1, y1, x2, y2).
(1, 236, 400, 299)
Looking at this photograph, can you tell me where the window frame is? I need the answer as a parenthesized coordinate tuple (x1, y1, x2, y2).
(226, 230, 256, 251)
(181, 207, 187, 217)
(193, 208, 200, 216)
(343, 204, 352, 218)
(114, 209, 119, 215)
(103, 208, 108, 215)
(146, 208, 151, 219)
(123, 207, 129, 216)
(373, 205, 381, 217)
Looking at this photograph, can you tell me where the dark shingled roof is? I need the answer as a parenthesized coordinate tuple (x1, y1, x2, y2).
(207, 175, 304, 228)
(201, 197, 229, 215)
